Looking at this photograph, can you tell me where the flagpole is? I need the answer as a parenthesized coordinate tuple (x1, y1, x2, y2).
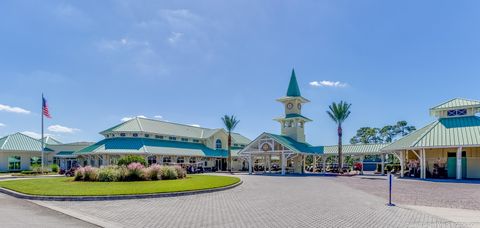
(41, 93, 44, 174)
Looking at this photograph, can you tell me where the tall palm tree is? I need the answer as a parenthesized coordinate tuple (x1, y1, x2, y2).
(221, 115, 240, 172)
(327, 101, 352, 173)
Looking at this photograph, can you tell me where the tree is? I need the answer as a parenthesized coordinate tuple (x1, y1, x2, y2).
(394, 121, 416, 137)
(221, 115, 240, 172)
(327, 101, 352, 172)
(350, 127, 382, 144)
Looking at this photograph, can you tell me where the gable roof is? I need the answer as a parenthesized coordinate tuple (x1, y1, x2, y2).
(100, 117, 250, 144)
(286, 69, 301, 97)
(382, 116, 480, 151)
(0, 132, 44, 152)
(42, 136, 62, 145)
(264, 133, 323, 154)
(430, 98, 480, 111)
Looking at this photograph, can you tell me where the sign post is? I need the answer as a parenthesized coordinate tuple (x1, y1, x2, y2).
(387, 173, 395, 206)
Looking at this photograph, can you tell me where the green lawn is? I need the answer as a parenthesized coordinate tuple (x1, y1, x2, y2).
(0, 175, 240, 196)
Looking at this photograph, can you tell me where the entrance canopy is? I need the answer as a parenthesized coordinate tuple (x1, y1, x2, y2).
(239, 132, 323, 157)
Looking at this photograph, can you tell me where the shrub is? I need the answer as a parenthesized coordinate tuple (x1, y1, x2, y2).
(160, 166, 178, 180)
(127, 162, 145, 181)
(98, 166, 120, 182)
(30, 164, 49, 174)
(20, 170, 35, 175)
(74, 167, 85, 181)
(145, 164, 163, 180)
(117, 155, 147, 167)
(117, 165, 129, 181)
(174, 166, 186, 179)
(83, 166, 99, 181)
(50, 164, 59, 173)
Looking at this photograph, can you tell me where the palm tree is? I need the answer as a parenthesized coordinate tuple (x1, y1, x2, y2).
(327, 101, 352, 173)
(221, 115, 240, 172)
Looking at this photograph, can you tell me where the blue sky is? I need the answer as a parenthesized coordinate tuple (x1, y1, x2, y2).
(1, 1, 480, 145)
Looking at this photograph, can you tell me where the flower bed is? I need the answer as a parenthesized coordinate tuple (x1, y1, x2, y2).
(74, 163, 187, 182)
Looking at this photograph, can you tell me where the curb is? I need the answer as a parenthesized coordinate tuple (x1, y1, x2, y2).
(0, 180, 242, 201)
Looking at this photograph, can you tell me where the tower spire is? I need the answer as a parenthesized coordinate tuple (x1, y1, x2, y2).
(286, 69, 301, 97)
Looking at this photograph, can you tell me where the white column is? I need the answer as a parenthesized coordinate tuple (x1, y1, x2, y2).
(360, 155, 364, 175)
(457, 147, 463, 180)
(248, 155, 252, 175)
(322, 156, 326, 174)
(302, 155, 306, 174)
(313, 156, 317, 173)
(423, 149, 427, 179)
(281, 152, 286, 176)
(400, 151, 405, 178)
(381, 154, 385, 175)
(264, 155, 267, 173)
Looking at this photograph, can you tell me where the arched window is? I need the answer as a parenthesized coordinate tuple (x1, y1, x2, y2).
(215, 139, 222, 149)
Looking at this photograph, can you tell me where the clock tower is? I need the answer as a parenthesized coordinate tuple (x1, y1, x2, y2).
(274, 69, 311, 143)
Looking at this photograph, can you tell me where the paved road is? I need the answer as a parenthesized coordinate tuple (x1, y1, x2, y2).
(36, 174, 465, 228)
(0, 192, 98, 228)
(334, 175, 480, 210)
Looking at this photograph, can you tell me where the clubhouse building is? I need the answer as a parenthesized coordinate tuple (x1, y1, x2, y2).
(1, 70, 480, 180)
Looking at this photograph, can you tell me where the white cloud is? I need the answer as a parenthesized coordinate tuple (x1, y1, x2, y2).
(0, 123, 5, 127)
(97, 38, 150, 51)
(154, 115, 163, 119)
(48, 124, 80, 133)
(21, 131, 42, 139)
(309, 80, 347, 88)
(168, 32, 183, 44)
(0, 104, 31, 114)
(189, 124, 201, 127)
(121, 115, 147, 122)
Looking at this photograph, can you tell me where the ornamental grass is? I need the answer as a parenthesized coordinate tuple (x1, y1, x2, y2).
(74, 164, 186, 182)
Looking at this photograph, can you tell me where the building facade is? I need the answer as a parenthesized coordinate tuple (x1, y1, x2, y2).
(74, 117, 251, 171)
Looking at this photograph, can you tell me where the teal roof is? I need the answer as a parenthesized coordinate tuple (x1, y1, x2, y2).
(286, 69, 301, 97)
(382, 116, 480, 150)
(75, 137, 231, 158)
(0, 132, 50, 152)
(324, 143, 389, 155)
(100, 117, 250, 145)
(55, 151, 75, 156)
(284, 113, 312, 121)
(430, 98, 480, 111)
(265, 133, 323, 154)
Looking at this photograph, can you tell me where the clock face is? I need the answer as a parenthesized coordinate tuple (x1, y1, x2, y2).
(297, 103, 302, 110)
(287, 103, 293, 110)
(261, 143, 272, 152)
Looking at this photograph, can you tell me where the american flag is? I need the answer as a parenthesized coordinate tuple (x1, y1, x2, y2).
(42, 96, 51, 118)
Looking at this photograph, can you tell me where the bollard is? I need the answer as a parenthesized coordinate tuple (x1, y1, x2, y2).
(387, 173, 395, 206)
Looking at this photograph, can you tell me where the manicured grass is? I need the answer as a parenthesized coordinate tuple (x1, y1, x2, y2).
(0, 175, 240, 196)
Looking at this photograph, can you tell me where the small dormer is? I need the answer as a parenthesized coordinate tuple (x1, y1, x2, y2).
(430, 98, 480, 118)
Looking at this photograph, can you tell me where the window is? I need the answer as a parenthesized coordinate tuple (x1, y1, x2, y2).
(133, 133, 138, 137)
(163, 156, 172, 163)
(30, 157, 41, 166)
(193, 139, 200, 143)
(120, 133, 126, 137)
(8, 156, 21, 170)
(106, 134, 109, 138)
(169, 136, 177, 141)
(447, 109, 468, 117)
(189, 157, 196, 164)
(155, 135, 164, 139)
(181, 138, 189, 142)
(215, 139, 222, 149)
(145, 134, 150, 138)
(148, 156, 157, 166)
(177, 157, 185, 163)
(233, 144, 239, 147)
(457, 109, 467, 116)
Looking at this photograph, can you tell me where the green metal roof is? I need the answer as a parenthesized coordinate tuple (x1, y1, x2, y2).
(55, 151, 75, 156)
(286, 69, 301, 97)
(324, 143, 389, 155)
(430, 98, 480, 111)
(0, 132, 45, 152)
(265, 133, 323, 154)
(41, 136, 62, 145)
(285, 113, 312, 121)
(75, 137, 232, 158)
(382, 116, 480, 151)
(100, 118, 250, 145)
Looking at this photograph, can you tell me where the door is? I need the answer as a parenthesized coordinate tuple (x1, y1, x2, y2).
(447, 152, 467, 178)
